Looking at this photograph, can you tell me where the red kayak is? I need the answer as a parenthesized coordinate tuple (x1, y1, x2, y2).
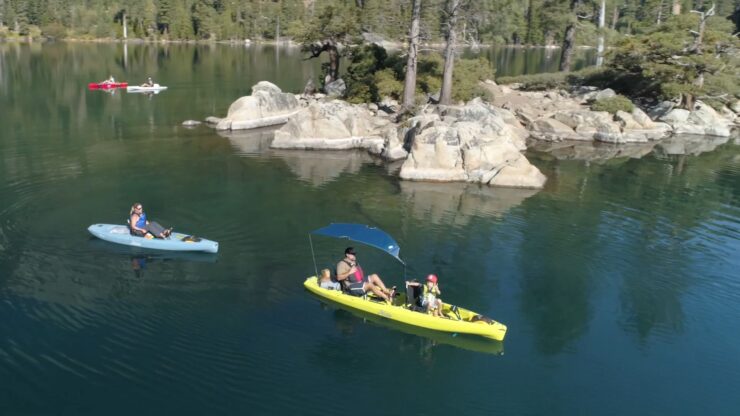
(88, 82, 128, 89)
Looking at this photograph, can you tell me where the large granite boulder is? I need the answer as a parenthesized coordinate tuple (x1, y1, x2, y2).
(529, 118, 581, 141)
(271, 100, 389, 150)
(619, 108, 672, 141)
(659, 101, 733, 137)
(399, 104, 547, 189)
(400, 125, 467, 181)
(212, 81, 301, 131)
(455, 98, 529, 149)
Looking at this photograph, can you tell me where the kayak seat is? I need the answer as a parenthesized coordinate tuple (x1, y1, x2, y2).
(127, 219, 145, 237)
(405, 281, 425, 312)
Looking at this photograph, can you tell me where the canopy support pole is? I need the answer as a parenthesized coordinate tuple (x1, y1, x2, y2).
(309, 234, 318, 278)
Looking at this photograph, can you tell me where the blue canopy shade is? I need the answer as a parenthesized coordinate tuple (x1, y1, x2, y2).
(311, 223, 403, 264)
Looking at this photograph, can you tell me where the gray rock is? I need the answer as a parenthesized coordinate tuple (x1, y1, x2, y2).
(324, 79, 346, 98)
(631, 107, 654, 128)
(271, 101, 385, 150)
(732, 100, 740, 114)
(660, 109, 691, 124)
(649, 101, 676, 119)
(593, 88, 616, 101)
(303, 79, 317, 96)
(594, 122, 627, 143)
(614, 111, 642, 130)
(529, 118, 578, 141)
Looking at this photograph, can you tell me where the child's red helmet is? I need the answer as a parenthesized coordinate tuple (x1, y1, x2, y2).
(426, 274, 438, 283)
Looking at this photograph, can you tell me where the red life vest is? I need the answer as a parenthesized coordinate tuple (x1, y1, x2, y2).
(340, 259, 365, 283)
(351, 264, 365, 283)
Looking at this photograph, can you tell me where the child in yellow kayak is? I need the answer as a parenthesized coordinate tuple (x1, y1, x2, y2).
(422, 274, 443, 317)
(318, 268, 341, 290)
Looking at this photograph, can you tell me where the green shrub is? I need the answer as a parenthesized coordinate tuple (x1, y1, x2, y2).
(452, 57, 496, 102)
(496, 71, 569, 91)
(374, 68, 403, 99)
(590, 95, 634, 114)
(345, 44, 388, 102)
(496, 67, 618, 92)
(41, 23, 68, 39)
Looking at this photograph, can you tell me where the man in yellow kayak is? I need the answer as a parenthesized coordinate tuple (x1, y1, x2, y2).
(336, 247, 395, 303)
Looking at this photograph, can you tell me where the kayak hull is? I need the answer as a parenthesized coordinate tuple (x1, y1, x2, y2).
(303, 277, 507, 341)
(127, 85, 168, 93)
(88, 82, 128, 89)
(88, 224, 218, 253)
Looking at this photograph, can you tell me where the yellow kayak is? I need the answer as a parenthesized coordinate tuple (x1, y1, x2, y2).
(304, 277, 507, 341)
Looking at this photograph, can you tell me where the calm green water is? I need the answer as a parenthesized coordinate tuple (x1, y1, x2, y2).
(1, 42, 739, 415)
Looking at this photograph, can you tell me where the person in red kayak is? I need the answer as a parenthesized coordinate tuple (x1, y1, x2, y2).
(336, 247, 395, 303)
(100, 75, 115, 85)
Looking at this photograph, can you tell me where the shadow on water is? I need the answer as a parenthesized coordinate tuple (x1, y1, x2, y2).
(306, 291, 504, 356)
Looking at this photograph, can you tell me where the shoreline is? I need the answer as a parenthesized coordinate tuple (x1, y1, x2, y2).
(0, 36, 598, 50)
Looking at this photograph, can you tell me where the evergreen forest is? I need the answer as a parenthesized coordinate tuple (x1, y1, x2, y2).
(1, 0, 738, 46)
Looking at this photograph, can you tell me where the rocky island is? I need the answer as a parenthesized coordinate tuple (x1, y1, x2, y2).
(206, 80, 737, 190)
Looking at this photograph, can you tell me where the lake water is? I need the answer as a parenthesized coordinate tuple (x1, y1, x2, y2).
(1, 42, 739, 415)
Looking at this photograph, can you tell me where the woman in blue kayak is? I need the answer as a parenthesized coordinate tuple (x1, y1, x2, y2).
(129, 202, 172, 239)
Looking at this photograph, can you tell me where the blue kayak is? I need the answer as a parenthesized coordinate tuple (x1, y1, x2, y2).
(88, 224, 219, 253)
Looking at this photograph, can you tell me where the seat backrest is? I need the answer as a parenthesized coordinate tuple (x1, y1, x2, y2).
(405, 282, 424, 309)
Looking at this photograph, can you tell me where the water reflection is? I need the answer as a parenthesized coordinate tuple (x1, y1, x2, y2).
(399, 181, 539, 226)
(218, 127, 274, 156)
(654, 135, 731, 158)
(221, 128, 376, 186)
(462, 46, 596, 77)
(528, 134, 734, 164)
(313, 299, 504, 356)
(272, 150, 375, 187)
(528, 140, 657, 164)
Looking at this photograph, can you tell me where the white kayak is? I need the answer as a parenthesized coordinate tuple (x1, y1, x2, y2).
(127, 84, 168, 93)
(88, 224, 218, 253)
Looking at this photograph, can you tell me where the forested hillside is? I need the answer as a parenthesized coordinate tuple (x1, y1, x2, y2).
(1, 0, 738, 46)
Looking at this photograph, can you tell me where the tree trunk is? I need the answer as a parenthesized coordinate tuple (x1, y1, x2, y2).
(402, 0, 422, 109)
(123, 12, 128, 39)
(525, 0, 534, 44)
(657, 0, 664, 24)
(672, 0, 681, 15)
(692, 4, 715, 54)
(596, 0, 605, 66)
(439, 0, 461, 106)
(682, 93, 695, 110)
(611, 4, 618, 30)
(327, 43, 339, 82)
(559, 23, 576, 72)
